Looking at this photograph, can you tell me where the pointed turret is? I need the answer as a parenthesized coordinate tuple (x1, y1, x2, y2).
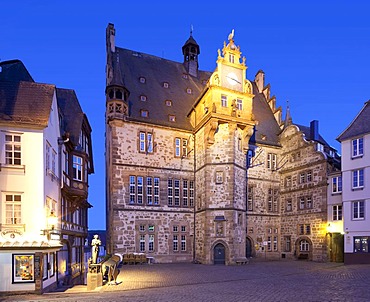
(182, 27, 200, 77)
(284, 101, 293, 128)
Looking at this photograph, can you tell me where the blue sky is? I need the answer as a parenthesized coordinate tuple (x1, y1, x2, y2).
(2, 1, 370, 229)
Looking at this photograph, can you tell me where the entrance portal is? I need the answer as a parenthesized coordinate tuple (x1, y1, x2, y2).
(214, 243, 225, 265)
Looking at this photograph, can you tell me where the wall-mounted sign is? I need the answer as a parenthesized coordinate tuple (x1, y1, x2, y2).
(1, 229, 23, 240)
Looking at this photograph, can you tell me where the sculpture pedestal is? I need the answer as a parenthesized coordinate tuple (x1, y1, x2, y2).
(87, 272, 103, 291)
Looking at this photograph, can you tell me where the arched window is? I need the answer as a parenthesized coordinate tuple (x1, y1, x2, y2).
(300, 239, 310, 252)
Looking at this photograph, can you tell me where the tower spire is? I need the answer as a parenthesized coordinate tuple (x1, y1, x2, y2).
(284, 100, 293, 128)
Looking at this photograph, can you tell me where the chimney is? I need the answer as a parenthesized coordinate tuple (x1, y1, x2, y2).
(310, 120, 319, 141)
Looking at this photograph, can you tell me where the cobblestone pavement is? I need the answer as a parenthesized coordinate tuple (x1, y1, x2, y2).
(2, 259, 370, 302)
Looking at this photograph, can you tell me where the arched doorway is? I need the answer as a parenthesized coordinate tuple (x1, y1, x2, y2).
(214, 243, 225, 265)
(296, 237, 312, 260)
(246, 237, 253, 258)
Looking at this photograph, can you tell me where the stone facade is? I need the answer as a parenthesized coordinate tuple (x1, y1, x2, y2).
(105, 24, 340, 264)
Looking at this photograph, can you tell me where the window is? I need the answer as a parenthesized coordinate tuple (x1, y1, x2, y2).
(130, 176, 160, 205)
(306, 197, 312, 209)
(5, 194, 22, 224)
(273, 236, 278, 251)
(352, 169, 364, 189)
(174, 179, 180, 206)
(168, 179, 173, 206)
(148, 234, 154, 252)
(298, 196, 312, 210)
(285, 176, 291, 188)
(267, 153, 277, 170)
(52, 150, 56, 176)
(352, 137, 363, 158)
(139, 76, 146, 83)
(333, 205, 343, 221)
(137, 176, 143, 204)
(165, 100, 172, 106)
(299, 197, 305, 210)
(173, 225, 178, 232)
(140, 235, 145, 252)
(236, 99, 243, 110)
(175, 138, 188, 157)
(5, 134, 21, 165)
(186, 88, 192, 94)
(13, 254, 34, 283)
(299, 173, 305, 184)
(300, 239, 310, 252)
(163, 82, 169, 88)
(139, 131, 153, 153)
(221, 95, 227, 107)
(140, 95, 147, 101)
(72, 155, 83, 181)
(284, 236, 291, 252)
(169, 115, 176, 122)
(353, 201, 365, 220)
(299, 224, 311, 235)
(286, 199, 292, 211)
(181, 226, 186, 232)
(43, 254, 48, 280)
(173, 235, 178, 251)
(332, 176, 342, 193)
(267, 188, 278, 213)
(189, 180, 194, 207)
(229, 54, 235, 63)
(247, 186, 253, 211)
(267, 236, 272, 251)
(183, 180, 188, 206)
(181, 235, 186, 251)
(46, 142, 51, 172)
(140, 110, 149, 118)
(354, 236, 369, 253)
(306, 171, 312, 182)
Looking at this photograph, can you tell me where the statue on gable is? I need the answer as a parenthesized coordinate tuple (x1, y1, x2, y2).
(91, 234, 101, 264)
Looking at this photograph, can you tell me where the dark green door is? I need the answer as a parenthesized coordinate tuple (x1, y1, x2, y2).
(246, 237, 252, 258)
(214, 243, 225, 265)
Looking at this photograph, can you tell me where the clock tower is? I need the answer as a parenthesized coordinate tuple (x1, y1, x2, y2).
(189, 30, 255, 264)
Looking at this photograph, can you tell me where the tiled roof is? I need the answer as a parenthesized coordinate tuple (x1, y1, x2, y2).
(337, 100, 370, 141)
(0, 80, 55, 127)
(117, 47, 212, 131)
(56, 88, 84, 146)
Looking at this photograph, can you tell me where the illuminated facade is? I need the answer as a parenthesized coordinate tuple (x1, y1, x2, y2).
(105, 24, 340, 264)
(337, 101, 370, 264)
(0, 60, 93, 293)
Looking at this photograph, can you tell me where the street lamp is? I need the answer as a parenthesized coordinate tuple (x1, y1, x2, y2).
(41, 211, 58, 240)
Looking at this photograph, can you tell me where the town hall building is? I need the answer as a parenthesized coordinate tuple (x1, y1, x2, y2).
(105, 24, 340, 264)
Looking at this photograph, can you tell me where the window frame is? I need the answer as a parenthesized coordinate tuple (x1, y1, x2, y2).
(332, 204, 343, 221)
(352, 169, 364, 189)
(332, 176, 342, 194)
(353, 200, 365, 220)
(72, 155, 83, 181)
(352, 137, 364, 158)
(5, 133, 22, 165)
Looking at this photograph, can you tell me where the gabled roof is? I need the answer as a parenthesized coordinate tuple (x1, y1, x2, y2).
(117, 47, 211, 130)
(250, 82, 281, 147)
(337, 100, 370, 142)
(295, 124, 329, 146)
(56, 88, 84, 146)
(0, 80, 55, 127)
(0, 59, 34, 82)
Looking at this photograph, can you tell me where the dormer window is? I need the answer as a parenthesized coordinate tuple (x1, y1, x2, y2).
(140, 110, 149, 118)
(140, 95, 147, 102)
(163, 82, 169, 88)
(182, 74, 188, 79)
(169, 115, 176, 122)
(186, 88, 192, 94)
(139, 77, 146, 84)
(165, 100, 172, 107)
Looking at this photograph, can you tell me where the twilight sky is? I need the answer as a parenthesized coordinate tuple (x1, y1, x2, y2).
(1, 0, 370, 229)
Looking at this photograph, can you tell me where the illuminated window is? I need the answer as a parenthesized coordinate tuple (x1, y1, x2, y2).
(72, 155, 83, 181)
(174, 138, 188, 157)
(5, 194, 22, 225)
(300, 239, 310, 252)
(13, 254, 34, 283)
(173, 235, 178, 251)
(5, 134, 21, 165)
(354, 236, 369, 253)
(267, 153, 277, 170)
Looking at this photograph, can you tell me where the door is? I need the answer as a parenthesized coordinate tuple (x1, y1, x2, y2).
(214, 243, 225, 265)
(246, 237, 252, 258)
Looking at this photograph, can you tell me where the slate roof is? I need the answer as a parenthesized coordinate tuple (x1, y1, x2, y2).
(0, 80, 55, 127)
(337, 100, 370, 142)
(117, 47, 212, 131)
(250, 82, 281, 146)
(56, 88, 84, 146)
(296, 124, 330, 146)
(0, 59, 34, 82)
